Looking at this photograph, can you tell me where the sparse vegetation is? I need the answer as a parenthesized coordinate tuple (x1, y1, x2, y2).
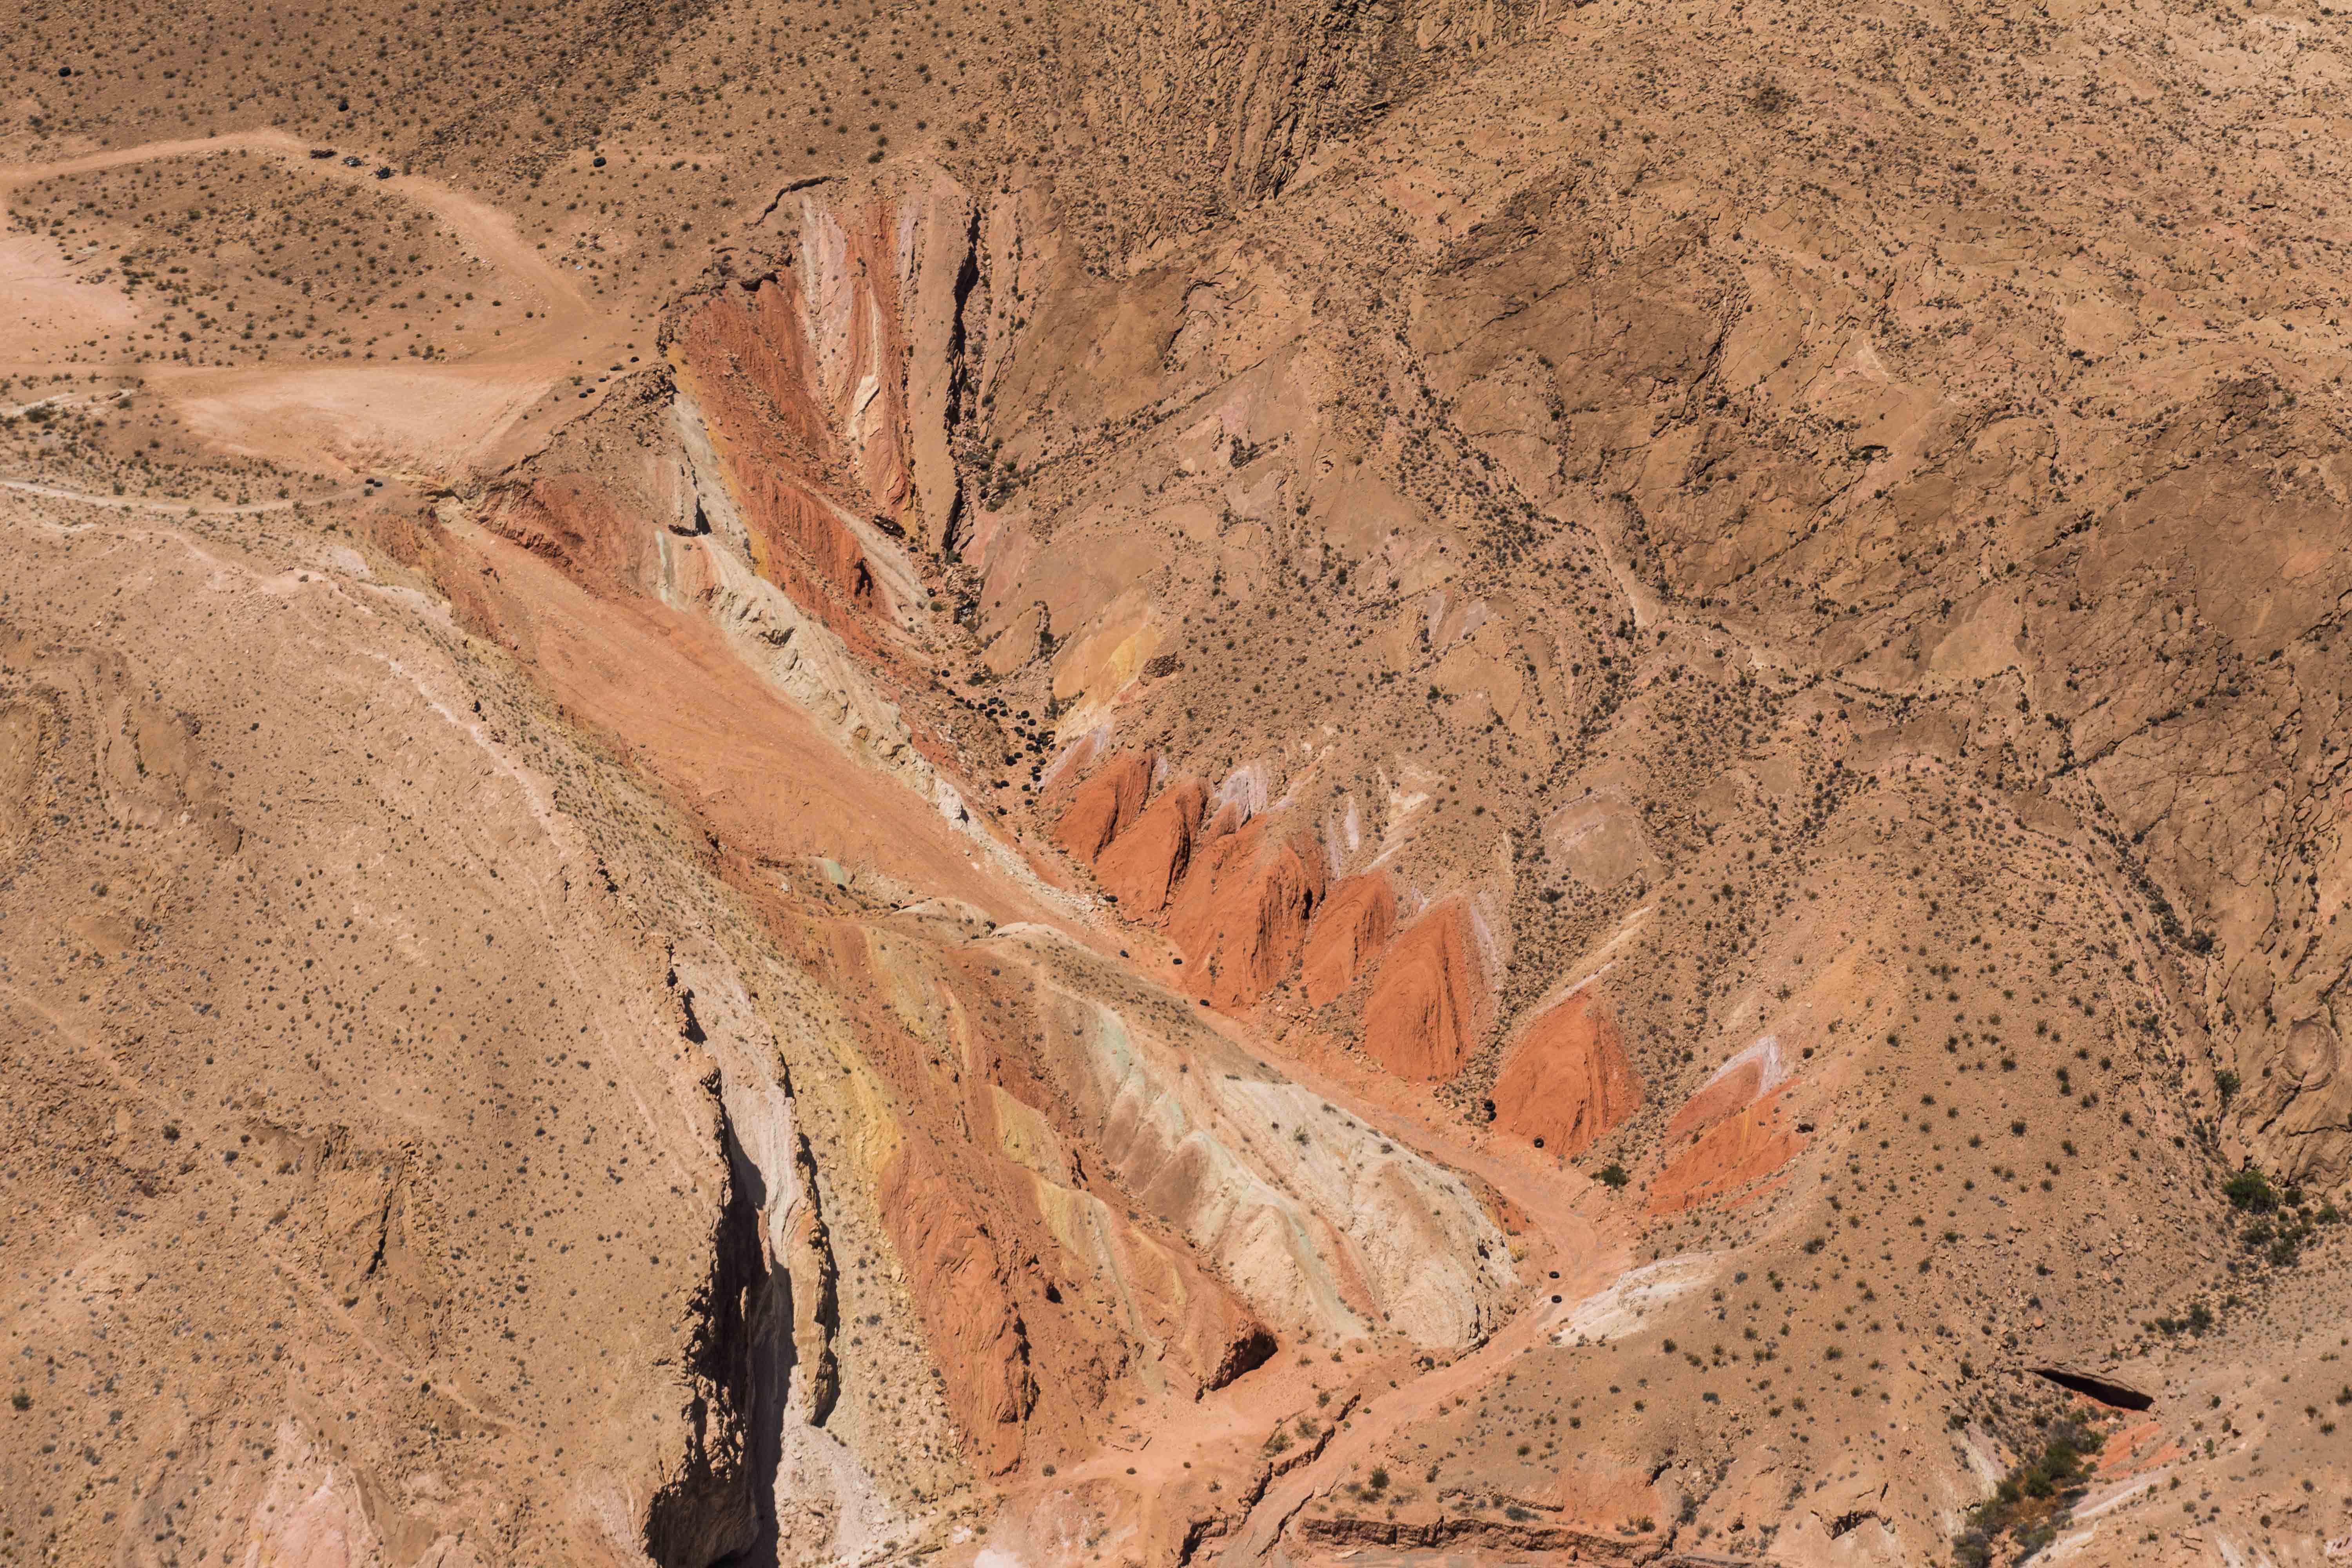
(6, 0, 2349, 1559)
(1952, 1421, 2094, 1567)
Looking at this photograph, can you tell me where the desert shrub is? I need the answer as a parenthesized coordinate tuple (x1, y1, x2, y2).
(2224, 1168, 2276, 1212)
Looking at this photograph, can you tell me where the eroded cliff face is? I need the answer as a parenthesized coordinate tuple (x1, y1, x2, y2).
(325, 161, 1537, 1545)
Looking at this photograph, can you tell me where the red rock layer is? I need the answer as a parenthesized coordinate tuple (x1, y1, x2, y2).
(803, 927, 1272, 1466)
(1052, 751, 1155, 864)
(678, 171, 974, 557)
(1361, 899, 1483, 1082)
(877, 1140, 1035, 1476)
(1664, 1056, 1766, 1143)
(678, 274, 841, 463)
(1094, 776, 1208, 912)
(1647, 1085, 1806, 1214)
(672, 274, 904, 628)
(1490, 990, 1641, 1156)
(1165, 816, 1329, 1009)
(479, 474, 657, 598)
(1299, 870, 1397, 1006)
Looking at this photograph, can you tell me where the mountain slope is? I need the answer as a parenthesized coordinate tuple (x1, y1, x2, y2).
(4, 0, 2351, 1564)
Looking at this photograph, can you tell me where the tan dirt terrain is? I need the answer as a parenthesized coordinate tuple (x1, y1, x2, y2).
(4, 0, 2350, 1566)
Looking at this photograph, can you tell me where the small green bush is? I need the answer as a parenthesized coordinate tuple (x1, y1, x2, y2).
(2225, 1169, 2276, 1212)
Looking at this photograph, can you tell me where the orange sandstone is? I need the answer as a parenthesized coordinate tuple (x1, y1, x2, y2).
(1491, 990, 1641, 1156)
(1095, 775, 1208, 911)
(1165, 816, 1329, 1009)
(1648, 1085, 1806, 1214)
(1361, 899, 1483, 1082)
(1052, 751, 1156, 864)
(1300, 870, 1397, 1005)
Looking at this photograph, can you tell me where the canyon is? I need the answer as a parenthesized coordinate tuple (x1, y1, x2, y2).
(4, 0, 2352, 1564)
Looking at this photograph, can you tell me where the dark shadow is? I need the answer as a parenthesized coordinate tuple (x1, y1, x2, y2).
(2030, 1365, 2154, 1411)
(643, 1103, 790, 1568)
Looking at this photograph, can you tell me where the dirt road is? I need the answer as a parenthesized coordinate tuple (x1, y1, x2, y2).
(0, 130, 625, 481)
(0, 476, 370, 516)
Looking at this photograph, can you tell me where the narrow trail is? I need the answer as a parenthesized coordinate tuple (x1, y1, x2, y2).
(0, 476, 369, 515)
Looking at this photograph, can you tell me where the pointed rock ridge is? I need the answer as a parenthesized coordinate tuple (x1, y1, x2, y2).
(787, 165, 976, 548)
(1165, 813, 1330, 1009)
(1095, 775, 1209, 913)
(886, 167, 980, 555)
(1664, 1032, 1790, 1143)
(1648, 1083, 1807, 1214)
(1362, 897, 1484, 1082)
(1052, 750, 1156, 864)
(1299, 869, 1398, 1005)
(1491, 986, 1642, 1157)
(875, 1137, 1036, 1477)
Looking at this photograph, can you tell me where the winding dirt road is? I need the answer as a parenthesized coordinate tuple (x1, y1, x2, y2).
(1, 129, 626, 481)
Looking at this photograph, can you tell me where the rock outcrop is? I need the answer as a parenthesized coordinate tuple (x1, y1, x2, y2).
(1490, 989, 1641, 1157)
(1166, 815, 1330, 1009)
(876, 1141, 1038, 1477)
(1664, 1034, 1789, 1145)
(24, 0, 2352, 1558)
(1093, 775, 1209, 913)
(1649, 1087, 1806, 1216)
(1362, 899, 1483, 1082)
(1299, 870, 1398, 1006)
(1051, 750, 1155, 864)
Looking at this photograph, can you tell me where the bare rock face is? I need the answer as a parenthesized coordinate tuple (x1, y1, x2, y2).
(1093, 774, 1209, 913)
(876, 1139, 1038, 1477)
(1490, 989, 1640, 1157)
(1663, 1035, 1788, 1145)
(1649, 1087, 1808, 1216)
(642, 1098, 771, 1568)
(1051, 750, 1155, 864)
(2255, 1013, 2352, 1191)
(1362, 899, 1484, 1082)
(1165, 815, 1330, 1008)
(1299, 870, 1399, 1006)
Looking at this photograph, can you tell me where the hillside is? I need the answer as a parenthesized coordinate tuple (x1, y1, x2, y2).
(4, 0, 2350, 1566)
